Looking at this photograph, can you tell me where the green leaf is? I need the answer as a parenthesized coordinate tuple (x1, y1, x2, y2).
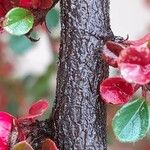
(45, 8, 60, 30)
(8, 31, 38, 54)
(8, 35, 33, 54)
(112, 98, 149, 142)
(3, 7, 34, 36)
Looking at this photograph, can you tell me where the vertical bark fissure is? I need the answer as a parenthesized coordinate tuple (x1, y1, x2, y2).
(53, 0, 113, 149)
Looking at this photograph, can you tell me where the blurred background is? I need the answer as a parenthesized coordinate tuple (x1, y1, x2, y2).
(0, 0, 150, 149)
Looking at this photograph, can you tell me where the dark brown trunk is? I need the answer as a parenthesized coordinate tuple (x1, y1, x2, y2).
(53, 0, 113, 149)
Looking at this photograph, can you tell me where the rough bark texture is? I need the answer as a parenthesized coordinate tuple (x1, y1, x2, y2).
(53, 0, 113, 149)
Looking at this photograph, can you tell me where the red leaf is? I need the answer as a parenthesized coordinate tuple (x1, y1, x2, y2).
(19, 0, 53, 9)
(102, 45, 118, 68)
(101, 53, 118, 68)
(29, 99, 49, 116)
(39, 0, 53, 9)
(0, 112, 17, 150)
(105, 41, 124, 56)
(118, 46, 150, 85)
(100, 77, 134, 104)
(19, 0, 32, 8)
(0, 0, 13, 17)
(42, 139, 58, 150)
(125, 33, 150, 46)
(18, 99, 49, 121)
(0, 6, 5, 18)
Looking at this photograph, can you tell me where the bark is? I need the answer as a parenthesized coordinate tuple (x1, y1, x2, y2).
(53, 0, 113, 149)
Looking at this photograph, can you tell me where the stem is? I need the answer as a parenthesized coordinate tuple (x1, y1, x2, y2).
(142, 86, 147, 99)
(53, 0, 113, 149)
(134, 84, 141, 93)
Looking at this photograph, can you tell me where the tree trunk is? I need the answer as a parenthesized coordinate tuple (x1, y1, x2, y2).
(53, 0, 113, 149)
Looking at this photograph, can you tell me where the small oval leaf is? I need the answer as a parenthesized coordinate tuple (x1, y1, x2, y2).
(3, 7, 34, 36)
(112, 98, 149, 142)
(42, 139, 58, 150)
(46, 8, 60, 30)
(12, 141, 34, 150)
(29, 99, 49, 116)
(100, 77, 134, 105)
(18, 99, 49, 122)
(8, 35, 33, 54)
